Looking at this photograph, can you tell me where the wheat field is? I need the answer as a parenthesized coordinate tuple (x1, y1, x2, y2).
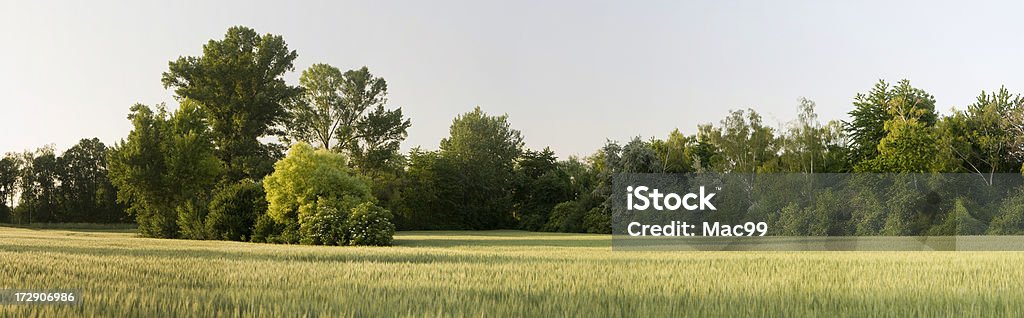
(1, 227, 1023, 317)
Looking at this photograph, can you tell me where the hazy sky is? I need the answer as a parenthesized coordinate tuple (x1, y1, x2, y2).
(3, 0, 1024, 158)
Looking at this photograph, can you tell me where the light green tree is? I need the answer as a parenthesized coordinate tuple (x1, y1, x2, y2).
(846, 80, 937, 169)
(262, 142, 392, 245)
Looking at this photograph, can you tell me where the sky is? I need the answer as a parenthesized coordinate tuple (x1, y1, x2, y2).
(2, 0, 1024, 158)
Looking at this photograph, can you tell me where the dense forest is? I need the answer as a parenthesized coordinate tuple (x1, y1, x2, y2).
(2, 26, 1024, 243)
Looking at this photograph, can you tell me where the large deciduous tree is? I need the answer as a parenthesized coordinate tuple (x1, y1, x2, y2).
(57, 138, 125, 222)
(702, 109, 778, 173)
(107, 101, 223, 237)
(943, 87, 1024, 183)
(438, 107, 524, 229)
(845, 80, 937, 169)
(284, 64, 410, 175)
(17, 147, 59, 223)
(0, 155, 19, 221)
(161, 26, 301, 180)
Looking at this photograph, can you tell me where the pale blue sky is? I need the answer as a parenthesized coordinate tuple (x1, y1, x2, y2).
(2, 0, 1024, 158)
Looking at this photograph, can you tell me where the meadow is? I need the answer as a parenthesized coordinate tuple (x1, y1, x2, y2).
(2, 227, 1024, 317)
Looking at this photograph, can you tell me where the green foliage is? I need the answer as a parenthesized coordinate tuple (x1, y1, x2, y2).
(780, 99, 851, 173)
(0, 155, 21, 220)
(284, 65, 411, 175)
(263, 143, 370, 222)
(880, 176, 924, 235)
(107, 101, 223, 238)
(353, 104, 411, 175)
(651, 129, 698, 173)
(435, 107, 524, 229)
(262, 143, 391, 245)
(544, 201, 586, 233)
(286, 63, 346, 150)
(56, 138, 126, 223)
(849, 188, 886, 235)
(777, 202, 808, 235)
(347, 202, 396, 246)
(162, 26, 300, 180)
(513, 148, 572, 231)
(988, 187, 1024, 235)
(846, 80, 938, 168)
(931, 199, 986, 235)
(394, 148, 442, 230)
(299, 197, 350, 245)
(943, 87, 1024, 182)
(176, 200, 209, 240)
(206, 180, 267, 241)
(702, 109, 778, 173)
(860, 118, 945, 172)
(336, 67, 391, 153)
(14, 147, 59, 222)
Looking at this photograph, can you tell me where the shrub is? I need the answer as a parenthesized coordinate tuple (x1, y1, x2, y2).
(933, 199, 986, 235)
(582, 206, 611, 234)
(347, 203, 395, 246)
(176, 200, 207, 240)
(251, 214, 279, 243)
(263, 143, 392, 245)
(988, 187, 1024, 235)
(206, 180, 267, 241)
(299, 197, 352, 245)
(544, 201, 585, 233)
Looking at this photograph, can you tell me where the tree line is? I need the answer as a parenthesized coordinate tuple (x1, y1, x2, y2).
(3, 26, 1024, 240)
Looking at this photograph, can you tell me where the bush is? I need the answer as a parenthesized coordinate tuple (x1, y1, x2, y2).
(176, 200, 208, 240)
(299, 197, 351, 245)
(251, 214, 279, 243)
(206, 180, 267, 241)
(582, 206, 611, 234)
(347, 203, 395, 246)
(777, 202, 808, 236)
(933, 199, 986, 235)
(988, 187, 1024, 235)
(263, 143, 392, 246)
(544, 201, 585, 233)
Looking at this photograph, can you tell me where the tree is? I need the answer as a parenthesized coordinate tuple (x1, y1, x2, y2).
(579, 138, 662, 234)
(513, 148, 572, 231)
(943, 87, 1024, 183)
(286, 63, 346, 150)
(17, 147, 59, 223)
(0, 155, 19, 222)
(397, 148, 444, 230)
(779, 98, 849, 173)
(262, 142, 391, 245)
(162, 26, 301, 180)
(988, 187, 1024, 235)
(651, 129, 697, 173)
(285, 64, 411, 176)
(859, 101, 956, 173)
(845, 80, 937, 169)
(352, 104, 411, 176)
(336, 67, 391, 153)
(703, 109, 778, 173)
(107, 101, 224, 237)
(57, 138, 125, 223)
(434, 107, 525, 229)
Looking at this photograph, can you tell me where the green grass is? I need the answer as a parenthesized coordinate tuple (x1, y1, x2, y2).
(2, 227, 1024, 317)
